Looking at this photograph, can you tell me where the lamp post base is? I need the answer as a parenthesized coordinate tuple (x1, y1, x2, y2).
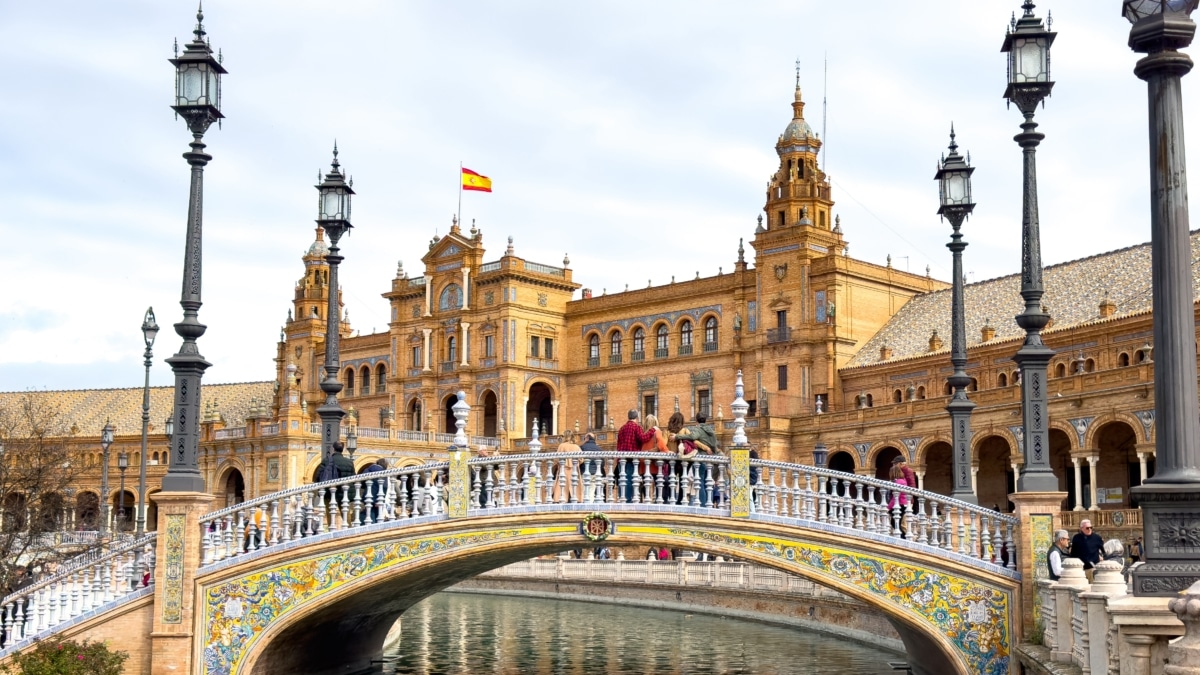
(1131, 482, 1200, 596)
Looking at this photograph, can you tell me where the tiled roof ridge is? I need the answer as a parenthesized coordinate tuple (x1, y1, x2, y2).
(0, 380, 274, 396)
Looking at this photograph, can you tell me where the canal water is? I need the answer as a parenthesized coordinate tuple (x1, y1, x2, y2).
(382, 592, 901, 674)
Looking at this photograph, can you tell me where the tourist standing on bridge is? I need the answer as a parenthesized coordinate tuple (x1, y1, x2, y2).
(674, 413, 719, 507)
(617, 410, 656, 502)
(579, 432, 604, 501)
(640, 414, 669, 502)
(1070, 519, 1105, 579)
(1047, 530, 1070, 581)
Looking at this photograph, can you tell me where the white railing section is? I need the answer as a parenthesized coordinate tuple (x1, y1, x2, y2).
(481, 558, 852, 600)
(0, 533, 156, 651)
(198, 463, 450, 565)
(190, 453, 1016, 569)
(214, 427, 247, 440)
(260, 423, 280, 436)
(749, 459, 1018, 568)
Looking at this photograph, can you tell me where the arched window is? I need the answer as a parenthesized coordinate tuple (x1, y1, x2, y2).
(968, 378, 978, 392)
(893, 389, 903, 404)
(447, 336, 457, 363)
(943, 381, 952, 396)
(1119, 352, 1130, 367)
(376, 364, 387, 392)
(610, 331, 622, 356)
(1085, 358, 1096, 373)
(998, 372, 1008, 387)
(916, 386, 926, 400)
(438, 283, 463, 311)
(1055, 363, 1067, 378)
(632, 328, 645, 354)
(656, 325, 669, 356)
(704, 317, 717, 348)
(345, 368, 356, 396)
(680, 321, 693, 347)
(588, 334, 600, 362)
(866, 394, 873, 407)
(360, 366, 371, 396)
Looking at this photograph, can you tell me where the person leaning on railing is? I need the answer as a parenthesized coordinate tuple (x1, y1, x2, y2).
(672, 413, 719, 507)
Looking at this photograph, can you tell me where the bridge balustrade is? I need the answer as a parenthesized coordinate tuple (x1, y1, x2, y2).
(0, 534, 154, 651)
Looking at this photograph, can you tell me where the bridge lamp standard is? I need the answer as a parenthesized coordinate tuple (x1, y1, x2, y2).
(935, 128, 977, 505)
(100, 421, 114, 534)
(1121, 0, 1200, 597)
(163, 7, 226, 493)
(117, 452, 129, 532)
(1001, 1, 1059, 494)
(136, 308, 158, 536)
(315, 146, 355, 463)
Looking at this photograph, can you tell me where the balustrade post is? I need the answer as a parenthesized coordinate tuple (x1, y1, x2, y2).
(1081, 560, 1126, 675)
(1009, 490, 1067, 638)
(148, 491, 214, 675)
(1053, 559, 1089, 663)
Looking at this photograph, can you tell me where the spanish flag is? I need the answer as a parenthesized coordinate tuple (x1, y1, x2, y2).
(462, 167, 493, 192)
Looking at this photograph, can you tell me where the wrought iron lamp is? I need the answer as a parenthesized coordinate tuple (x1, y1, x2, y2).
(315, 146, 355, 462)
(136, 307, 158, 535)
(100, 421, 114, 533)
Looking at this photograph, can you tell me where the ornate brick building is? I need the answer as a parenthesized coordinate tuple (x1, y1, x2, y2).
(2, 79, 1192, 535)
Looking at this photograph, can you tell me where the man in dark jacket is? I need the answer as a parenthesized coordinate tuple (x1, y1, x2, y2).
(1070, 519, 1105, 575)
(318, 442, 356, 480)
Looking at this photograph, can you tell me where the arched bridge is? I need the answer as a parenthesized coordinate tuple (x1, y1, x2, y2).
(0, 452, 1021, 675)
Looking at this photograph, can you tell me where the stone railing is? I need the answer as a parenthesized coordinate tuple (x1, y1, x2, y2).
(214, 427, 247, 440)
(192, 453, 1015, 569)
(523, 261, 565, 277)
(478, 261, 501, 273)
(1058, 509, 1142, 531)
(481, 558, 852, 600)
(1028, 558, 1183, 675)
(260, 423, 280, 436)
(0, 533, 156, 651)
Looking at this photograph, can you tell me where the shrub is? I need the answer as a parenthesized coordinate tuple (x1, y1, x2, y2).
(1, 638, 127, 675)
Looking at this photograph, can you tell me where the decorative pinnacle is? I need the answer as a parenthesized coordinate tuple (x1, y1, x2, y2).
(948, 123, 958, 152)
(194, 3, 206, 41)
(331, 141, 340, 169)
(1022, 1, 1035, 16)
(795, 58, 801, 89)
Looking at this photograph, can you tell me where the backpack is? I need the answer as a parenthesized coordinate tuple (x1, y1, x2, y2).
(318, 456, 338, 482)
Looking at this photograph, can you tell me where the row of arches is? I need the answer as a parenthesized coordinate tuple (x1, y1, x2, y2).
(587, 316, 718, 362)
(343, 363, 388, 398)
(1, 490, 158, 532)
(820, 419, 1150, 511)
(403, 383, 557, 438)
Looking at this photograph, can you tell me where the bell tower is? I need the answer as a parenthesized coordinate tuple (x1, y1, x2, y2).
(763, 63, 833, 232)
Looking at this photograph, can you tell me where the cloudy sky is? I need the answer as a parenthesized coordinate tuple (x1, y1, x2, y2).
(0, 0, 1184, 392)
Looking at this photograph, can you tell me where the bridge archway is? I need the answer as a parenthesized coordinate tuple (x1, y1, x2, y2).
(873, 446, 902, 480)
(922, 441, 952, 495)
(218, 468, 246, 509)
(975, 435, 1014, 512)
(199, 512, 1017, 675)
(827, 450, 855, 473)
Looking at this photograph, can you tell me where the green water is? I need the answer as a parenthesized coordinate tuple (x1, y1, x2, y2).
(383, 592, 901, 674)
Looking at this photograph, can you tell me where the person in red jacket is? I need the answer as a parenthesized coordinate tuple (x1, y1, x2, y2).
(616, 410, 656, 502)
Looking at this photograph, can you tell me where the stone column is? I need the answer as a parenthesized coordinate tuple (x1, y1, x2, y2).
(1053, 558, 1089, 663)
(148, 491, 214, 675)
(1072, 457, 1085, 511)
(1010, 490, 1069, 636)
(460, 322, 470, 367)
(422, 328, 432, 372)
(971, 465, 980, 495)
(1082, 560, 1127, 674)
(423, 277, 432, 317)
(1138, 451, 1149, 483)
(1167, 580, 1200, 674)
(550, 400, 560, 436)
(915, 469, 925, 491)
(1088, 455, 1100, 511)
(461, 267, 470, 310)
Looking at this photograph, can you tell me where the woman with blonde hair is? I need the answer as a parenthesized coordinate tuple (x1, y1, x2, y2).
(637, 414, 669, 502)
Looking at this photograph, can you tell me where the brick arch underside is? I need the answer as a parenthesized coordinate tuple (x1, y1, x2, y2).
(199, 513, 1017, 675)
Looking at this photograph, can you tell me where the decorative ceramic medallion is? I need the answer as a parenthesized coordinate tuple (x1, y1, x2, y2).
(580, 513, 613, 541)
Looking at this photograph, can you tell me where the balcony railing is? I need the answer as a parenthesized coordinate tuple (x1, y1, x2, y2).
(441, 361, 457, 372)
(609, 354, 623, 365)
(478, 261, 502, 273)
(523, 261, 565, 277)
(678, 343, 693, 356)
(214, 427, 246, 440)
(632, 351, 645, 362)
(703, 341, 719, 353)
(655, 348, 669, 358)
(588, 357, 600, 368)
(260, 424, 280, 436)
(766, 327, 792, 344)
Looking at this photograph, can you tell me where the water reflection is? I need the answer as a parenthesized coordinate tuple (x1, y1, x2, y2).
(384, 592, 899, 674)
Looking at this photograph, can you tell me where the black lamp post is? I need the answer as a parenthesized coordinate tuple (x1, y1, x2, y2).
(163, 7, 226, 493)
(1122, 0, 1200, 596)
(315, 147, 355, 462)
(117, 452, 129, 532)
(137, 308, 158, 535)
(936, 128, 978, 504)
(1002, 1, 1060, 493)
(100, 421, 114, 533)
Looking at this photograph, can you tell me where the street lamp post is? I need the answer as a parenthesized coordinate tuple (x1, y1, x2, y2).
(137, 308, 158, 535)
(100, 421, 114, 534)
(1122, 0, 1200, 596)
(163, 7, 226, 493)
(315, 146, 355, 462)
(117, 452, 129, 532)
(936, 128, 978, 504)
(812, 441, 829, 469)
(1001, 1, 1060, 493)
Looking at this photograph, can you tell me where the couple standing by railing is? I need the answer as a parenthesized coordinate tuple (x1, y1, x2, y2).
(613, 408, 724, 506)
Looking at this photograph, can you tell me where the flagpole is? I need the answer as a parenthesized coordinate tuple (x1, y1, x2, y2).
(457, 161, 463, 228)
